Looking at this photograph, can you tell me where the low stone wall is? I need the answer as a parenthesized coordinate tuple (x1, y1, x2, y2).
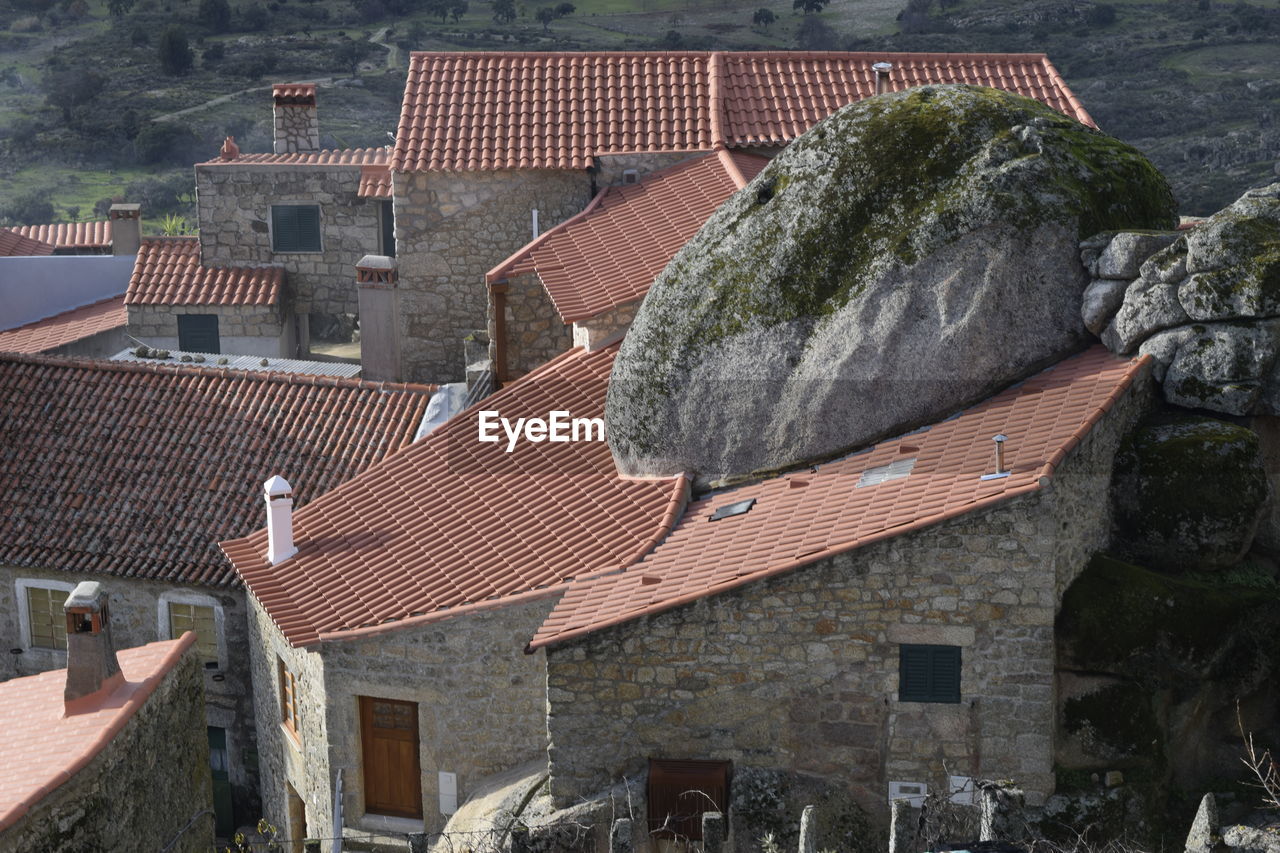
(127, 303, 290, 358)
(544, 368, 1151, 830)
(394, 168, 590, 383)
(0, 566, 261, 825)
(492, 271, 574, 380)
(196, 164, 380, 317)
(0, 641, 212, 853)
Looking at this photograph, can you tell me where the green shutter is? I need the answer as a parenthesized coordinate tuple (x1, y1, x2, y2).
(899, 644, 961, 703)
(272, 205, 322, 252)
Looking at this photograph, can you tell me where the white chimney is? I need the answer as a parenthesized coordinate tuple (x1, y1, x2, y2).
(64, 581, 124, 708)
(264, 475, 298, 564)
(109, 203, 142, 256)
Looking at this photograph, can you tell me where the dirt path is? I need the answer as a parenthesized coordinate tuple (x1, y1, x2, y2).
(152, 77, 337, 122)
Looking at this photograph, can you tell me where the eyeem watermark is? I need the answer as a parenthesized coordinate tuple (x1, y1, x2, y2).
(478, 410, 606, 452)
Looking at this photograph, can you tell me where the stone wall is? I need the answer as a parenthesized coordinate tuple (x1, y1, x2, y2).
(274, 105, 319, 154)
(0, 641, 212, 853)
(593, 152, 706, 187)
(572, 301, 638, 351)
(393, 169, 590, 383)
(196, 164, 380, 317)
(543, 369, 1151, 835)
(248, 594, 555, 844)
(128, 303, 292, 358)
(491, 271, 574, 381)
(0, 566, 261, 824)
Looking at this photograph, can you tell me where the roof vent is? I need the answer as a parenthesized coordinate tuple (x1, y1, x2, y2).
(622, 169, 639, 185)
(980, 434, 1011, 481)
(873, 61, 893, 96)
(857, 457, 916, 488)
(709, 498, 756, 521)
(264, 475, 298, 564)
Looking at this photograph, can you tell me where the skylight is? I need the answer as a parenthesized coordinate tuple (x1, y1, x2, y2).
(709, 498, 756, 521)
(856, 457, 917, 488)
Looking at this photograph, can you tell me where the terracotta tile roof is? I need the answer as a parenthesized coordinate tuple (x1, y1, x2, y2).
(125, 238, 283, 306)
(394, 51, 1093, 172)
(221, 344, 687, 647)
(718, 51, 1092, 147)
(9, 221, 112, 250)
(0, 635, 195, 835)
(273, 82, 318, 104)
(0, 296, 126, 354)
(489, 150, 768, 323)
(0, 353, 437, 587)
(198, 147, 390, 167)
(0, 228, 55, 257)
(529, 347, 1148, 649)
(358, 164, 393, 198)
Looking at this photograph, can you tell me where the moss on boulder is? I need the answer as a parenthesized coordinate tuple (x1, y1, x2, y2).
(1111, 415, 1268, 571)
(607, 85, 1176, 483)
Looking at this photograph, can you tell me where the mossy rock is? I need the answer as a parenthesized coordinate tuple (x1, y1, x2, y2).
(1111, 415, 1268, 571)
(608, 84, 1176, 483)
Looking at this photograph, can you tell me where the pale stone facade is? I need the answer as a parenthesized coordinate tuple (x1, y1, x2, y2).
(572, 301, 638, 352)
(248, 593, 555, 847)
(0, 566, 260, 825)
(543, 370, 1152, 835)
(128, 303, 292, 357)
(392, 169, 590, 382)
(195, 164, 382, 319)
(0, 640, 212, 853)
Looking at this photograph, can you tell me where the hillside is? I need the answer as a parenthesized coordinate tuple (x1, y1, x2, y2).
(0, 0, 1276, 226)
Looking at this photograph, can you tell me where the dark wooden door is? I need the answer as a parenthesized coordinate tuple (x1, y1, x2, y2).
(647, 758, 731, 841)
(360, 697, 422, 818)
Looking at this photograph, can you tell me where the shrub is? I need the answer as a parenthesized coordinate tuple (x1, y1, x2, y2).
(0, 191, 56, 225)
(134, 120, 200, 164)
(199, 0, 232, 30)
(157, 26, 194, 74)
(239, 3, 268, 30)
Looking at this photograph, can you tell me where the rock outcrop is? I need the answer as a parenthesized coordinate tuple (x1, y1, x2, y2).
(1087, 183, 1280, 416)
(1111, 415, 1268, 571)
(607, 85, 1175, 483)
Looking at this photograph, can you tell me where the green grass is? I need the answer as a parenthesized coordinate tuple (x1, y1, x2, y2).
(1165, 41, 1280, 79)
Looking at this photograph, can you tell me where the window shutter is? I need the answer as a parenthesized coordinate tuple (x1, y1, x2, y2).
(899, 644, 961, 703)
(272, 205, 321, 252)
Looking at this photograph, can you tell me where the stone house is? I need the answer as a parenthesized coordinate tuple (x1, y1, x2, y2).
(0, 583, 212, 853)
(0, 352, 436, 837)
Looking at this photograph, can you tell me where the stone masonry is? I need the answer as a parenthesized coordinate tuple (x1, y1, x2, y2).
(490, 271, 574, 381)
(128, 303, 290, 357)
(0, 566, 261, 825)
(393, 169, 589, 383)
(248, 593, 555, 846)
(573, 300, 638, 352)
(196, 164, 381, 318)
(543, 365, 1152, 832)
(0, 640, 212, 853)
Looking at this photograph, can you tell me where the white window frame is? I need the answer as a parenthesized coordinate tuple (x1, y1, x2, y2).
(157, 590, 227, 670)
(269, 202, 324, 254)
(15, 578, 77, 659)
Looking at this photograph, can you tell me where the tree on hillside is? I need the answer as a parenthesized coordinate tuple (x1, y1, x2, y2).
(553, 1, 573, 15)
(107, 0, 135, 17)
(157, 26, 194, 75)
(795, 13, 836, 45)
(535, 5, 554, 29)
(792, 0, 826, 14)
(199, 0, 232, 31)
(425, 0, 450, 22)
(44, 69, 105, 122)
(333, 36, 377, 75)
(492, 0, 516, 23)
(752, 7, 775, 29)
(450, 0, 468, 22)
(0, 191, 55, 226)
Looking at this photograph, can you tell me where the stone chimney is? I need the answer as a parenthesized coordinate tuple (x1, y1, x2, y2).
(108, 203, 141, 256)
(63, 582, 124, 708)
(273, 83, 320, 154)
(264, 475, 298, 564)
(356, 255, 401, 382)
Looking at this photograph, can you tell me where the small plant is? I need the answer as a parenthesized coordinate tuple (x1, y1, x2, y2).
(160, 213, 188, 235)
(759, 831, 782, 853)
(224, 818, 282, 853)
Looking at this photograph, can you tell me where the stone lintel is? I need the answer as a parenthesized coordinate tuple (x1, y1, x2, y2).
(886, 623, 976, 647)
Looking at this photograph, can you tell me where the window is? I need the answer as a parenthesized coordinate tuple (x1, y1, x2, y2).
(169, 602, 218, 664)
(271, 204, 322, 253)
(279, 658, 301, 737)
(177, 314, 220, 353)
(26, 585, 71, 650)
(899, 644, 961, 703)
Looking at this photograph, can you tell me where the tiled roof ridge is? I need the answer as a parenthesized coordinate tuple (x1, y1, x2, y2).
(196, 146, 391, 167)
(1039, 53, 1095, 128)
(0, 350, 439, 396)
(717, 148, 748, 189)
(526, 352, 1152, 651)
(406, 49, 1057, 60)
(0, 633, 195, 835)
(708, 52, 726, 148)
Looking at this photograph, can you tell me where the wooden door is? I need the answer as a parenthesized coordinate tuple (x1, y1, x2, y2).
(360, 697, 423, 819)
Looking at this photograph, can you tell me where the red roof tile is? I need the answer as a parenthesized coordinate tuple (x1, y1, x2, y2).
(221, 345, 687, 647)
(0, 353, 437, 587)
(529, 347, 1147, 649)
(273, 82, 318, 104)
(9, 221, 112, 250)
(0, 296, 126, 354)
(0, 635, 195, 834)
(489, 150, 768, 323)
(198, 147, 390, 167)
(358, 165, 394, 198)
(0, 227, 55, 257)
(394, 51, 1093, 172)
(125, 238, 283, 306)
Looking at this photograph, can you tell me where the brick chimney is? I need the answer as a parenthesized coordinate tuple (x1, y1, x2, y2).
(356, 255, 401, 382)
(273, 83, 320, 154)
(264, 475, 298, 565)
(63, 582, 124, 709)
(108, 203, 142, 256)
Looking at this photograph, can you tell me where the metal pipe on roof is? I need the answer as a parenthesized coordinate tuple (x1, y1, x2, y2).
(873, 62, 893, 96)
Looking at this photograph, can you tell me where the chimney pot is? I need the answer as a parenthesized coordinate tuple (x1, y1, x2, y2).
(264, 475, 298, 564)
(63, 581, 123, 708)
(108, 203, 142, 256)
(873, 61, 893, 96)
(272, 82, 320, 154)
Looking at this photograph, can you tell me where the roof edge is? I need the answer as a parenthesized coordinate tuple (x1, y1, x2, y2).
(487, 188, 610, 284)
